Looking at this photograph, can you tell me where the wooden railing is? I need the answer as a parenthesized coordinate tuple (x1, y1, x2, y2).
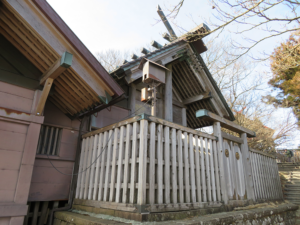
(75, 113, 283, 212)
(75, 114, 225, 211)
(249, 149, 283, 201)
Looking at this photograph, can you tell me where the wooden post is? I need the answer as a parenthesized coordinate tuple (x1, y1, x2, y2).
(35, 78, 53, 116)
(213, 122, 228, 204)
(129, 83, 136, 116)
(137, 120, 148, 206)
(171, 128, 178, 204)
(164, 126, 171, 204)
(164, 64, 173, 122)
(151, 86, 157, 116)
(157, 86, 164, 118)
(182, 108, 187, 126)
(241, 133, 255, 201)
(149, 122, 156, 205)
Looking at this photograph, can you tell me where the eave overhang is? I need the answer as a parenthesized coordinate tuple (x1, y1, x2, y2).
(1, 0, 125, 118)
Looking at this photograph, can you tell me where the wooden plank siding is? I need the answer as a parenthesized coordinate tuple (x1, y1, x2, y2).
(0, 82, 34, 203)
(0, 80, 43, 224)
(29, 100, 80, 202)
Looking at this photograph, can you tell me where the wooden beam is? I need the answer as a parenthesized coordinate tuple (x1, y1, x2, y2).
(40, 52, 73, 85)
(173, 99, 186, 108)
(221, 131, 244, 144)
(36, 78, 53, 116)
(182, 108, 187, 126)
(182, 92, 212, 105)
(164, 64, 173, 122)
(196, 109, 256, 137)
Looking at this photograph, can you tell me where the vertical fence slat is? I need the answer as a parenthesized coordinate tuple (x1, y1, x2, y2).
(213, 122, 228, 204)
(116, 126, 126, 203)
(129, 122, 139, 204)
(241, 133, 255, 201)
(258, 154, 267, 199)
(267, 157, 275, 199)
(122, 124, 132, 203)
(76, 138, 86, 198)
(157, 124, 163, 204)
(171, 128, 177, 204)
(213, 140, 221, 201)
(189, 134, 196, 203)
(230, 141, 238, 200)
(269, 157, 278, 199)
(103, 129, 114, 201)
(255, 153, 264, 199)
(84, 136, 94, 199)
(109, 128, 119, 202)
(88, 134, 98, 200)
(94, 133, 104, 200)
(177, 130, 184, 203)
(262, 156, 269, 199)
(249, 152, 257, 200)
(254, 153, 263, 200)
(183, 132, 190, 203)
(209, 139, 216, 202)
(204, 138, 212, 202)
(164, 126, 171, 204)
(98, 131, 108, 201)
(138, 120, 148, 205)
(79, 137, 89, 199)
(271, 158, 278, 199)
(224, 140, 233, 199)
(200, 136, 207, 202)
(264, 156, 271, 199)
(149, 122, 156, 205)
(271, 158, 279, 199)
(194, 135, 202, 203)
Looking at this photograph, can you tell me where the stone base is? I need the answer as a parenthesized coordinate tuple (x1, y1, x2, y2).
(72, 199, 257, 222)
(72, 203, 225, 222)
(54, 203, 299, 225)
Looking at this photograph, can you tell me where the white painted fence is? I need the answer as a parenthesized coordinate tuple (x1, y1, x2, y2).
(250, 149, 283, 201)
(75, 114, 283, 212)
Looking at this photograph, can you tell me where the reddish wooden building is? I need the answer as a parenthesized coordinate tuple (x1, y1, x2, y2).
(0, 1, 125, 224)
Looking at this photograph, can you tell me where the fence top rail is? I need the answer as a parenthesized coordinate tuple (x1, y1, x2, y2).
(82, 113, 217, 140)
(221, 131, 243, 144)
(196, 109, 256, 138)
(249, 148, 275, 159)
